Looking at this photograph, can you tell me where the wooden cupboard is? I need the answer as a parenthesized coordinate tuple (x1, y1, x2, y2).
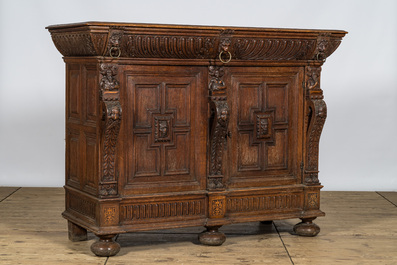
(47, 22, 346, 256)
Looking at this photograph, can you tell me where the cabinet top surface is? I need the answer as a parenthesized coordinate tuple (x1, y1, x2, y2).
(47, 21, 346, 61)
(46, 21, 347, 34)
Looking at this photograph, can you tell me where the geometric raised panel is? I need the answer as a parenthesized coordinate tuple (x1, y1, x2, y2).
(266, 83, 288, 123)
(228, 67, 302, 187)
(83, 132, 98, 194)
(237, 83, 261, 125)
(66, 129, 80, 188)
(237, 132, 261, 171)
(266, 130, 288, 169)
(134, 134, 160, 177)
(165, 84, 191, 126)
(68, 67, 80, 120)
(134, 84, 160, 127)
(84, 66, 98, 123)
(165, 133, 190, 175)
(125, 66, 205, 193)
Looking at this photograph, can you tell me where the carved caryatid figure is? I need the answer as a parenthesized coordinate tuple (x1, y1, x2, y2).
(99, 64, 122, 197)
(208, 66, 226, 91)
(208, 66, 229, 190)
(304, 66, 326, 186)
(100, 64, 119, 92)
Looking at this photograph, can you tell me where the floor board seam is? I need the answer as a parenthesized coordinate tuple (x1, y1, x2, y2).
(274, 222, 295, 265)
(376, 191, 397, 207)
(0, 187, 21, 203)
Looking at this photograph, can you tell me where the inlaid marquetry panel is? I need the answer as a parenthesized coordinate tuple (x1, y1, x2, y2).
(227, 67, 303, 188)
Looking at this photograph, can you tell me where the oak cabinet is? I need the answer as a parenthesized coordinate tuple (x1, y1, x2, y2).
(47, 22, 346, 256)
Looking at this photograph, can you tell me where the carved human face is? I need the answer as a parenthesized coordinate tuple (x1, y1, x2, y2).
(260, 119, 268, 131)
(159, 121, 168, 137)
(106, 69, 113, 79)
(111, 108, 120, 120)
(220, 110, 228, 121)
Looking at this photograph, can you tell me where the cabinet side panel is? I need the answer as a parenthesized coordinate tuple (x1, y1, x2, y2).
(67, 65, 81, 121)
(65, 62, 99, 195)
(84, 65, 99, 124)
(66, 128, 81, 189)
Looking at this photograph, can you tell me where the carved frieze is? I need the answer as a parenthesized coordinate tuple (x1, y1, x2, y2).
(47, 22, 345, 60)
(50, 33, 100, 56)
(69, 195, 96, 219)
(120, 199, 205, 223)
(123, 35, 217, 59)
(227, 193, 302, 213)
(99, 64, 122, 198)
(233, 38, 317, 61)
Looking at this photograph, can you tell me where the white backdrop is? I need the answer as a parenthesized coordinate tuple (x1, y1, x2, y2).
(0, 0, 396, 190)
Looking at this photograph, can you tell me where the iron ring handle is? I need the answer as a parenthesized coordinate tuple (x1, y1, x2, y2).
(109, 46, 121, 58)
(219, 50, 232, 64)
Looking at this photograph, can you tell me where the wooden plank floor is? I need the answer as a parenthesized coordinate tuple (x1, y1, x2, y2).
(0, 188, 396, 264)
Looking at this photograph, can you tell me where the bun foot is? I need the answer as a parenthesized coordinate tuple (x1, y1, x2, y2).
(198, 226, 226, 246)
(91, 234, 120, 257)
(293, 218, 320, 237)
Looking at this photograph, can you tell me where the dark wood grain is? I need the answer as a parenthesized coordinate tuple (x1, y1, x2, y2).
(48, 22, 346, 256)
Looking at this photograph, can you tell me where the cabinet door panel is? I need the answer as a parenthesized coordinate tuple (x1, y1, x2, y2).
(226, 67, 303, 188)
(120, 66, 207, 194)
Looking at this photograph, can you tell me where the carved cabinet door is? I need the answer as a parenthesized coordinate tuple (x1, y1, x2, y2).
(225, 67, 304, 188)
(119, 66, 208, 195)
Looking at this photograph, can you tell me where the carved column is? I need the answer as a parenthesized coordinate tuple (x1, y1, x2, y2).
(293, 65, 326, 237)
(99, 63, 122, 198)
(303, 66, 326, 186)
(208, 66, 229, 190)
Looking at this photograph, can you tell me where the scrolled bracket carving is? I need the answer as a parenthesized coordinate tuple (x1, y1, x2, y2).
(208, 66, 229, 190)
(313, 33, 342, 61)
(304, 66, 326, 186)
(99, 63, 122, 198)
